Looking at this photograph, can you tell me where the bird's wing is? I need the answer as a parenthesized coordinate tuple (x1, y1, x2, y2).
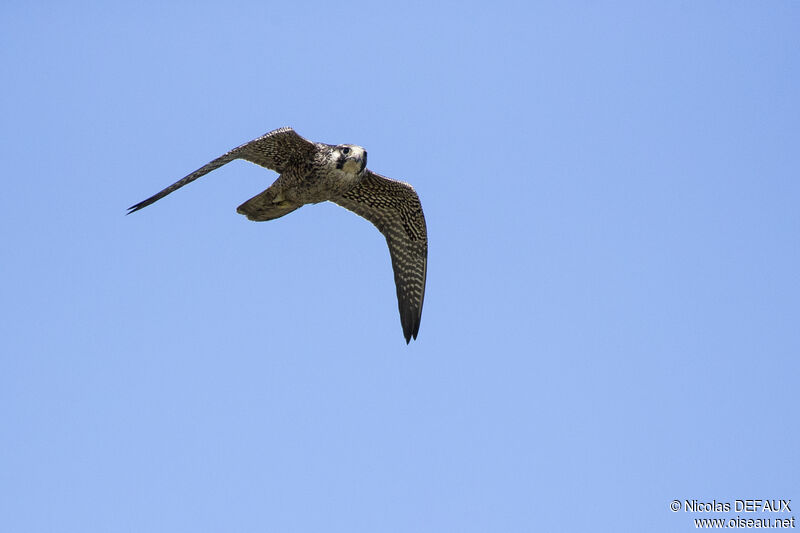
(127, 127, 316, 214)
(331, 171, 428, 343)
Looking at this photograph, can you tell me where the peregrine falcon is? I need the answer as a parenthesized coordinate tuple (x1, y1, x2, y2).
(128, 127, 427, 343)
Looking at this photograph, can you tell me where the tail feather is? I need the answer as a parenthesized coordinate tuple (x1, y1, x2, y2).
(236, 187, 301, 221)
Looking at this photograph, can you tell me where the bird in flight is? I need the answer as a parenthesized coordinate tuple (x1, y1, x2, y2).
(128, 127, 427, 343)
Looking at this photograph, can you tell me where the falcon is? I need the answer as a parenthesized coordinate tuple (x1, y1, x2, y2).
(128, 127, 427, 343)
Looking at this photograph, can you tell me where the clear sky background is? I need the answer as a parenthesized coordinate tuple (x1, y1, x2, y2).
(1, 2, 798, 532)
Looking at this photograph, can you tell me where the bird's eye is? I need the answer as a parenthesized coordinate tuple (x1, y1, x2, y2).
(342, 147, 350, 155)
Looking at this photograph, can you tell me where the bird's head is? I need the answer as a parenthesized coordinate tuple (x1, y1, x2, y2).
(333, 144, 368, 175)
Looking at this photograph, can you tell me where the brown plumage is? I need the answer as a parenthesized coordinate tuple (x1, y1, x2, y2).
(128, 127, 427, 343)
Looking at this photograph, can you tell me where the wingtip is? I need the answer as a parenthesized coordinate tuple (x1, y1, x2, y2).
(402, 318, 421, 345)
(402, 316, 413, 344)
(127, 197, 155, 215)
(400, 306, 423, 344)
(402, 319, 413, 344)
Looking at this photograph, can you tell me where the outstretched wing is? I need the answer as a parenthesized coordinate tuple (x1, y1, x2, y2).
(332, 171, 428, 343)
(127, 127, 316, 214)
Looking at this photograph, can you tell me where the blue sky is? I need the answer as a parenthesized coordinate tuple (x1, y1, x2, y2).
(1, 2, 798, 531)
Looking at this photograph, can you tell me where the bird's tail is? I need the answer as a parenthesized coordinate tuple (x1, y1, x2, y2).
(236, 186, 302, 222)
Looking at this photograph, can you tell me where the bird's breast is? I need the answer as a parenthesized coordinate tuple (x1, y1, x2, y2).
(289, 167, 362, 203)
